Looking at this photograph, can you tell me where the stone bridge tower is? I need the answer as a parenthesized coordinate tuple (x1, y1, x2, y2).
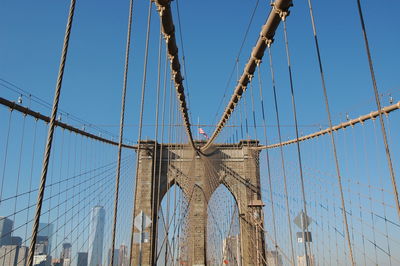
(130, 140, 266, 265)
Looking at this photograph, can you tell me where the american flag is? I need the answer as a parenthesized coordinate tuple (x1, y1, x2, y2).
(198, 128, 209, 139)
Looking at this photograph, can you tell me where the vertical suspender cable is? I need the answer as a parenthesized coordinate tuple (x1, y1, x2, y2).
(281, 17, 311, 266)
(306, 0, 355, 264)
(129, 1, 153, 265)
(267, 45, 295, 266)
(355, 0, 400, 221)
(158, 40, 169, 265)
(150, 20, 163, 265)
(249, 81, 258, 141)
(257, 65, 279, 265)
(111, 0, 134, 264)
(0, 111, 12, 202)
(27, 0, 76, 265)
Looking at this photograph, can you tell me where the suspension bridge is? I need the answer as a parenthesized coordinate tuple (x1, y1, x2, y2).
(0, 0, 399, 265)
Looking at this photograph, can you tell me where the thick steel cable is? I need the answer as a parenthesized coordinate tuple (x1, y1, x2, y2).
(0, 78, 120, 139)
(111, 0, 134, 264)
(175, 0, 192, 123)
(153, 0, 195, 150)
(281, 18, 311, 266)
(258, 101, 400, 149)
(355, 0, 400, 221)
(27, 0, 76, 264)
(267, 45, 296, 265)
(256, 65, 279, 265)
(306, 1, 356, 264)
(129, 2, 153, 264)
(202, 0, 293, 151)
(0, 97, 136, 149)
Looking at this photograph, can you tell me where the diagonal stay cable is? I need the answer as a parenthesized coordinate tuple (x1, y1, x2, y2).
(202, 0, 293, 151)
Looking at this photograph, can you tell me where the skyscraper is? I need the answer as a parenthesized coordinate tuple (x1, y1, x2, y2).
(0, 245, 28, 266)
(60, 243, 72, 259)
(77, 252, 88, 266)
(37, 223, 53, 255)
(0, 217, 13, 246)
(61, 243, 72, 266)
(88, 206, 105, 266)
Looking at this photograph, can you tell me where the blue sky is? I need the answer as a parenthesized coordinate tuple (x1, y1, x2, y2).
(1, 0, 399, 142)
(1, 0, 400, 264)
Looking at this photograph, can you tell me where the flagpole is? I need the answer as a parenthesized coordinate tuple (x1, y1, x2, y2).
(197, 116, 200, 140)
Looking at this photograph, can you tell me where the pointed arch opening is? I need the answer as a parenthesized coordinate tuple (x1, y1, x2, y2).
(207, 184, 241, 265)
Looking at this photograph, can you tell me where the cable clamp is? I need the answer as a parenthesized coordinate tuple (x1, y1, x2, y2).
(163, 33, 171, 43)
(271, 3, 290, 21)
(264, 37, 274, 48)
(156, 4, 165, 16)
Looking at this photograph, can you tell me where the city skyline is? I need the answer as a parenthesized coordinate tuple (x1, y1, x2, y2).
(0, 206, 130, 266)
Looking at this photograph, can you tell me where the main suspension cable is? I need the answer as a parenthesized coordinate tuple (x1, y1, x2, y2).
(202, 0, 293, 151)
